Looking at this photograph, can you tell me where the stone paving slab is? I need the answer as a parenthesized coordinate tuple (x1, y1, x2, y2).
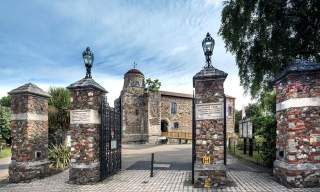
(1, 169, 320, 192)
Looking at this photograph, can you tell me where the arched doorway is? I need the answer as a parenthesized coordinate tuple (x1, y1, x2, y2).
(161, 120, 168, 133)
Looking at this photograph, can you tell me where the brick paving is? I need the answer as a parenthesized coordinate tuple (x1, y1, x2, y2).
(1, 146, 320, 191)
(1, 167, 320, 191)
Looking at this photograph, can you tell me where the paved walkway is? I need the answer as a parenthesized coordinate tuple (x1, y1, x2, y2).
(0, 157, 10, 181)
(0, 145, 320, 191)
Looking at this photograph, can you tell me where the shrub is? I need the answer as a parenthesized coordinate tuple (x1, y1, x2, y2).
(48, 145, 71, 169)
(48, 87, 71, 145)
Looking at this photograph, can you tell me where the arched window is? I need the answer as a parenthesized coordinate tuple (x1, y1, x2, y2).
(171, 102, 177, 114)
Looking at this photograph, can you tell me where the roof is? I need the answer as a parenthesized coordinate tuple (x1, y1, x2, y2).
(274, 59, 320, 82)
(225, 95, 236, 99)
(67, 78, 107, 93)
(8, 83, 50, 98)
(160, 91, 235, 99)
(160, 91, 193, 99)
(193, 66, 228, 86)
(125, 68, 144, 76)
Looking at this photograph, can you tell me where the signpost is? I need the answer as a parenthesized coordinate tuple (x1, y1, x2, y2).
(239, 118, 254, 156)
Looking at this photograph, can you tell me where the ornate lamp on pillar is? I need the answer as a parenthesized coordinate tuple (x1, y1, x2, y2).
(67, 47, 107, 184)
(193, 33, 228, 188)
(83, 47, 94, 79)
(202, 32, 215, 68)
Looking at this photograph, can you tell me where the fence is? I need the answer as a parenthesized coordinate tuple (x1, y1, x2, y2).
(228, 137, 270, 167)
(161, 131, 192, 140)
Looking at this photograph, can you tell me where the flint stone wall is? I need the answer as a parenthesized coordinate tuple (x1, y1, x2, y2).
(121, 72, 147, 143)
(274, 70, 320, 188)
(145, 92, 161, 143)
(68, 87, 104, 184)
(9, 86, 49, 183)
(193, 76, 227, 188)
(160, 95, 192, 132)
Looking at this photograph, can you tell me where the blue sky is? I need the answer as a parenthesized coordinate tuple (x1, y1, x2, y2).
(0, 0, 251, 109)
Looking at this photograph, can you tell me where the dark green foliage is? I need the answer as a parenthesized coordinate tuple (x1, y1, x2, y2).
(48, 144, 71, 169)
(48, 87, 71, 145)
(0, 96, 11, 107)
(252, 115, 277, 167)
(145, 78, 161, 93)
(0, 106, 11, 141)
(234, 110, 242, 132)
(219, 0, 320, 96)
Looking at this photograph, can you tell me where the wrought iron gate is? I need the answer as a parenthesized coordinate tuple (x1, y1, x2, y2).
(100, 96, 121, 180)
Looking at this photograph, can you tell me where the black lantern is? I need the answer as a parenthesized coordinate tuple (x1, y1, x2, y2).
(83, 47, 94, 78)
(202, 32, 215, 68)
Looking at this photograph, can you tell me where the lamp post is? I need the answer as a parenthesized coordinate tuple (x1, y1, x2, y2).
(83, 47, 94, 78)
(202, 32, 215, 68)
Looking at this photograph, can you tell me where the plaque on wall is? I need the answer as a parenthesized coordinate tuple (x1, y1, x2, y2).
(195, 102, 223, 120)
(111, 140, 117, 149)
(70, 109, 100, 124)
(202, 154, 211, 165)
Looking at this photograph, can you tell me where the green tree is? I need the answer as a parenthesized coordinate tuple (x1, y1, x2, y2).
(48, 87, 71, 145)
(0, 96, 11, 107)
(234, 109, 242, 132)
(0, 106, 11, 141)
(219, 0, 320, 97)
(145, 78, 161, 93)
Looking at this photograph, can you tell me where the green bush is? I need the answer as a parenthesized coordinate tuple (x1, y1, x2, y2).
(48, 145, 71, 169)
(253, 115, 277, 167)
(0, 106, 11, 142)
(48, 87, 71, 145)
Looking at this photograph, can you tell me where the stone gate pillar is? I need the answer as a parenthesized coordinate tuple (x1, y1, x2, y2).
(193, 66, 228, 188)
(273, 59, 320, 188)
(8, 83, 50, 183)
(67, 78, 107, 184)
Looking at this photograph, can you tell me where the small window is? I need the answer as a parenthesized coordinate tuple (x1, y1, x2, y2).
(228, 106, 233, 117)
(171, 102, 177, 114)
(174, 122, 179, 129)
(35, 151, 42, 160)
(135, 109, 139, 115)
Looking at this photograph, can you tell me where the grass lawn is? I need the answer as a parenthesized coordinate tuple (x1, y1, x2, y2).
(0, 147, 11, 159)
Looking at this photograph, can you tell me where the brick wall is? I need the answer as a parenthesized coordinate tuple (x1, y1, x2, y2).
(273, 61, 320, 188)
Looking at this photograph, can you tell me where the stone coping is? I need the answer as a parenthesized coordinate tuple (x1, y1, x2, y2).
(67, 78, 107, 93)
(194, 162, 226, 171)
(276, 97, 320, 111)
(11, 113, 48, 121)
(70, 162, 100, 169)
(274, 160, 320, 170)
(193, 66, 228, 86)
(8, 83, 50, 98)
(11, 159, 50, 167)
(274, 59, 320, 82)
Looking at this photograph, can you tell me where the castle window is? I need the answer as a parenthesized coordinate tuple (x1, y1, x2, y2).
(135, 109, 139, 115)
(173, 122, 179, 129)
(228, 106, 233, 117)
(171, 102, 177, 114)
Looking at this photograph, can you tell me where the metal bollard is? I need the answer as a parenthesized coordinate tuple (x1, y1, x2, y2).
(150, 153, 154, 177)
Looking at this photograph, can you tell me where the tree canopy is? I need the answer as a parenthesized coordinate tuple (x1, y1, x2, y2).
(0, 106, 11, 141)
(145, 78, 161, 93)
(0, 96, 11, 108)
(219, 0, 320, 97)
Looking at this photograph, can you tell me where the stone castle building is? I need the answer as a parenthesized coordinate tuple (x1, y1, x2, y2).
(118, 68, 236, 144)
